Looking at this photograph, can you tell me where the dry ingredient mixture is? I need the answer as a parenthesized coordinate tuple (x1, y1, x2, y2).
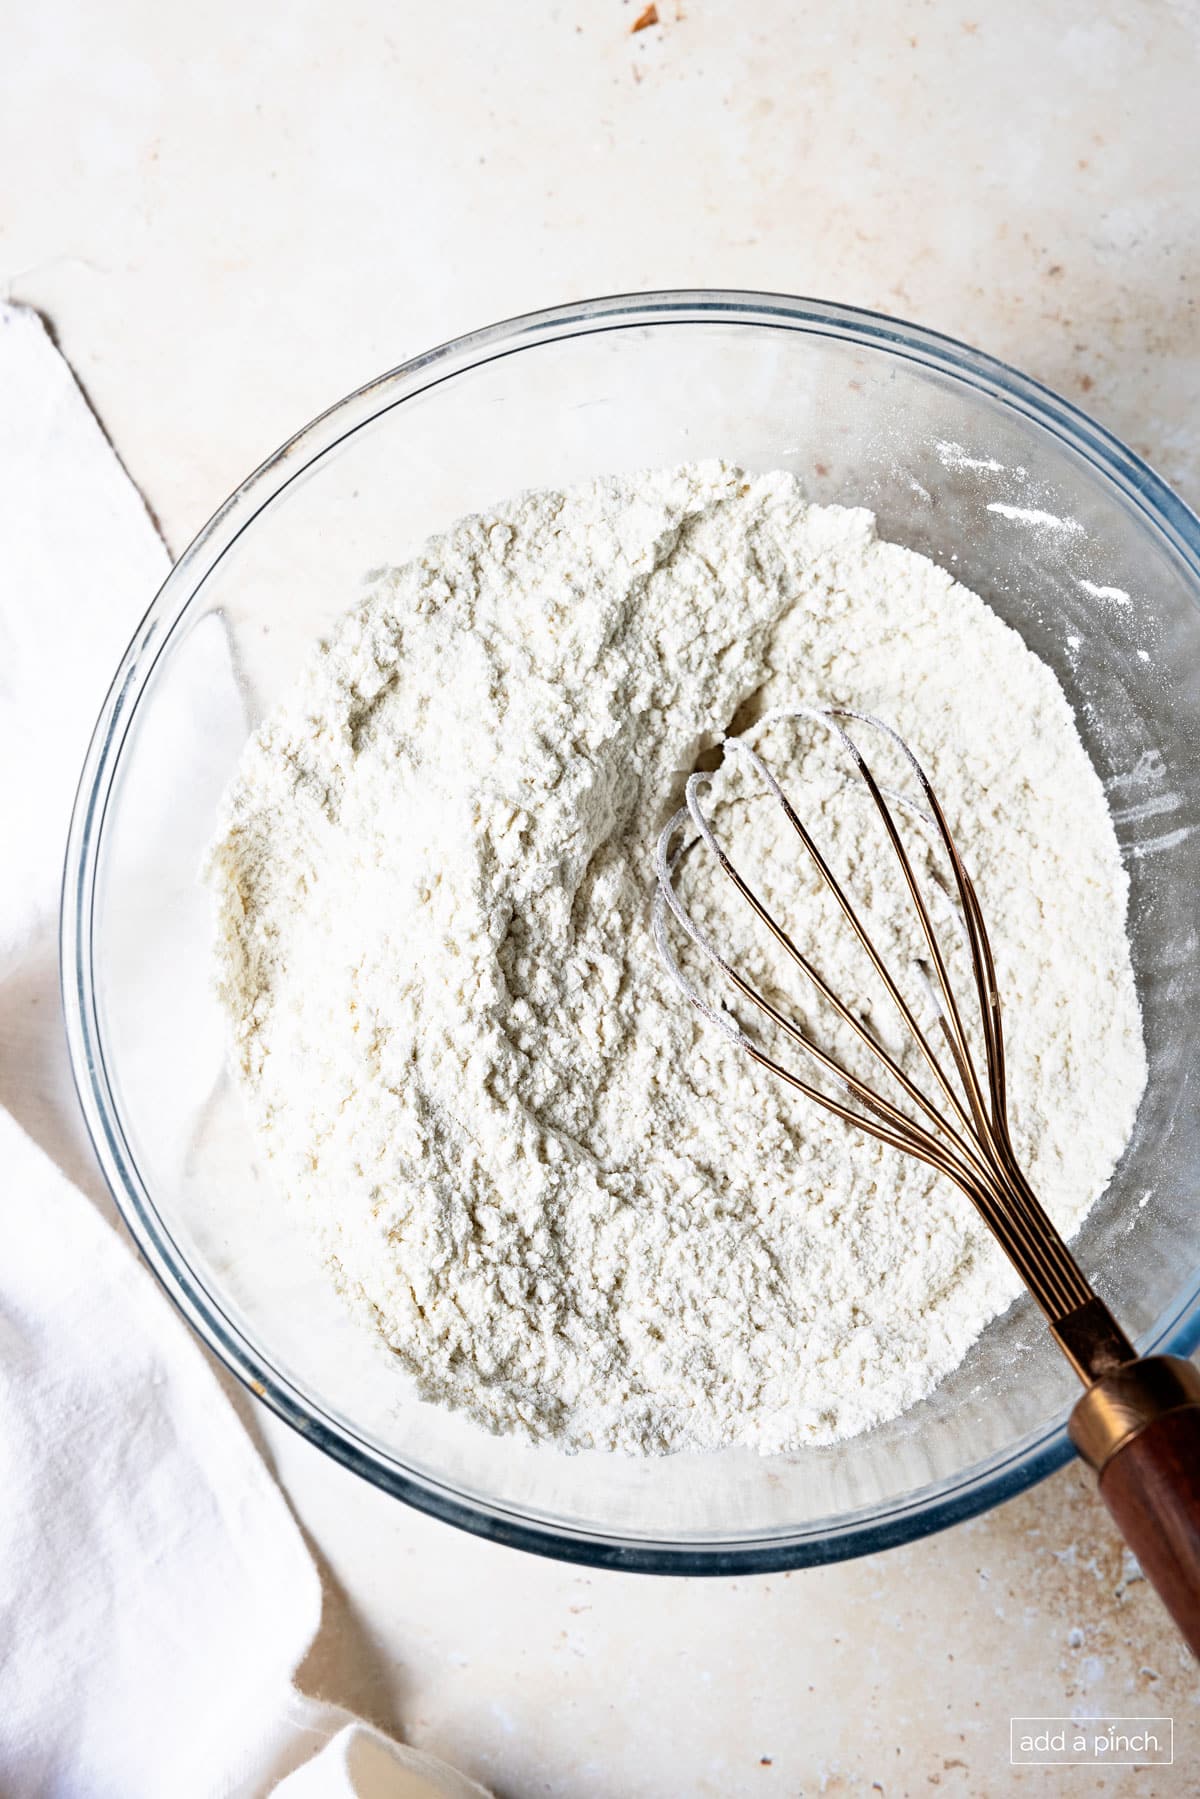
(207, 463, 1147, 1455)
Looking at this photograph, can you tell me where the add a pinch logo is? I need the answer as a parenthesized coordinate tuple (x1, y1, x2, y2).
(1011, 1716, 1173, 1766)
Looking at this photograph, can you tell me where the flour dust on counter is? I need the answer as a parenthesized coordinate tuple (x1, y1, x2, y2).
(206, 463, 1146, 1456)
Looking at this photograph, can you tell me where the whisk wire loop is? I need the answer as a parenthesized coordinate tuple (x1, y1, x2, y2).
(654, 707, 1102, 1334)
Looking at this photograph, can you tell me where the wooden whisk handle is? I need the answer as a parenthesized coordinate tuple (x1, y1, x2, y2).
(1069, 1356, 1200, 1657)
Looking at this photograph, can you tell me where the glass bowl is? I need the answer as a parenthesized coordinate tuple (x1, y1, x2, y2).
(63, 292, 1200, 1573)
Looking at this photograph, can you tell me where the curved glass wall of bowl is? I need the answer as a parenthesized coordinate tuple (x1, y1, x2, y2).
(62, 292, 1200, 1572)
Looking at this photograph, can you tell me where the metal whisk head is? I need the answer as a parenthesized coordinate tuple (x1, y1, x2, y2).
(653, 706, 1133, 1385)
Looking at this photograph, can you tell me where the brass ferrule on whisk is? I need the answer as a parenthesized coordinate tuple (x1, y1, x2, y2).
(1070, 1354, 1200, 1473)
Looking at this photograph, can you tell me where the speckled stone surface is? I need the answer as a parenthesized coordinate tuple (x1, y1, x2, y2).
(3, 1, 1199, 1791)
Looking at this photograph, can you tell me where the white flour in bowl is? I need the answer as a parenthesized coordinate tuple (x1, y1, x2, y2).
(206, 463, 1146, 1455)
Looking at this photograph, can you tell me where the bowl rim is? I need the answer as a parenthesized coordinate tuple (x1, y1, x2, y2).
(61, 287, 1200, 1574)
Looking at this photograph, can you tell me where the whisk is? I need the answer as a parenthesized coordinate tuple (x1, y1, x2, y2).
(655, 705, 1200, 1655)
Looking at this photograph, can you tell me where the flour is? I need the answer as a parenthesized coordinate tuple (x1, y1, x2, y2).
(206, 463, 1147, 1455)
(986, 501, 1085, 534)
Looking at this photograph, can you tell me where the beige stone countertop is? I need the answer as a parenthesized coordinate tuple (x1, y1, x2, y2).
(3, 1, 1199, 1792)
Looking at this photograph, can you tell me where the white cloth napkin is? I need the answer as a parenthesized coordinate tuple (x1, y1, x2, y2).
(0, 303, 491, 1799)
